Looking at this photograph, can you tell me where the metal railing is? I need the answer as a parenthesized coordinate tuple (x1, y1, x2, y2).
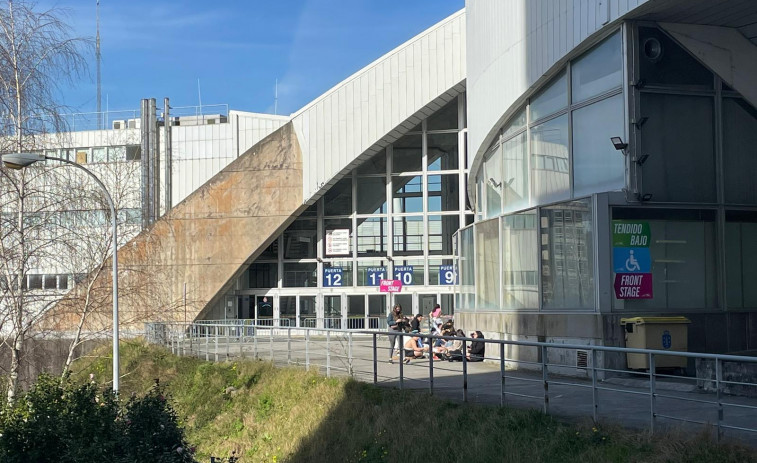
(147, 322, 757, 443)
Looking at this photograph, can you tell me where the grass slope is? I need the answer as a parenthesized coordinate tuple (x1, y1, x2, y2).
(72, 341, 756, 463)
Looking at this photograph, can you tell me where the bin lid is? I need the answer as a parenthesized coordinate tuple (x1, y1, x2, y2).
(620, 316, 691, 325)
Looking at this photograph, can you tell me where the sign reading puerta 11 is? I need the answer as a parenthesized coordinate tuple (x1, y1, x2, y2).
(612, 220, 653, 299)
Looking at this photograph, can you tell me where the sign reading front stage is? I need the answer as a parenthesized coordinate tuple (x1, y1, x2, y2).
(614, 273, 653, 299)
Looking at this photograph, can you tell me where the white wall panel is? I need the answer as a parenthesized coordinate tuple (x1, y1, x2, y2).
(294, 10, 466, 203)
(466, 0, 650, 167)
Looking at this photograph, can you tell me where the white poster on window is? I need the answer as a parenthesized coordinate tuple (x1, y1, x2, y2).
(325, 229, 350, 256)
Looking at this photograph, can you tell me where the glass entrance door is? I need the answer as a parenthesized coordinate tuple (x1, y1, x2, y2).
(299, 295, 317, 327)
(324, 295, 342, 329)
(256, 295, 274, 325)
(420, 294, 438, 316)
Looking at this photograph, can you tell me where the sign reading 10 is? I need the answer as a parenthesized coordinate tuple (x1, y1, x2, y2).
(365, 266, 414, 286)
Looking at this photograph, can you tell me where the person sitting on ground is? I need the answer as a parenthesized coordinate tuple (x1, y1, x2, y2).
(403, 335, 428, 363)
(446, 329, 466, 361)
(466, 330, 486, 362)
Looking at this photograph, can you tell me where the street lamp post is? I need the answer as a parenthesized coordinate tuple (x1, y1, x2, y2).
(2, 152, 120, 393)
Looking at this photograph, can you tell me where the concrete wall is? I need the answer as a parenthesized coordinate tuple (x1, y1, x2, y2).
(0, 337, 104, 391)
(43, 122, 303, 331)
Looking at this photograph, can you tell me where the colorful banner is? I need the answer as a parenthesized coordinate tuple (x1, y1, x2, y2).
(379, 279, 403, 293)
(612, 220, 653, 300)
(614, 273, 653, 299)
(612, 247, 651, 273)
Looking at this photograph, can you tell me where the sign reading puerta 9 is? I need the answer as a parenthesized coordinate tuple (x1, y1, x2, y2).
(612, 220, 653, 299)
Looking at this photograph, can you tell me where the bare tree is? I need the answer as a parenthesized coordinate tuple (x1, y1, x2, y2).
(0, 0, 89, 403)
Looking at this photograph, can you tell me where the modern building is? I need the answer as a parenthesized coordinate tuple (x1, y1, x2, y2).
(5, 107, 287, 306)
(44, 1, 757, 368)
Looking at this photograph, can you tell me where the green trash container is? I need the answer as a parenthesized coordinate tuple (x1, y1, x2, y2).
(620, 317, 690, 370)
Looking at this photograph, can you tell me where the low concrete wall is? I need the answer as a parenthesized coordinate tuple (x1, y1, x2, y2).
(0, 337, 104, 391)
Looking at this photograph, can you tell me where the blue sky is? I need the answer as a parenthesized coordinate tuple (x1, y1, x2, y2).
(43, 0, 463, 116)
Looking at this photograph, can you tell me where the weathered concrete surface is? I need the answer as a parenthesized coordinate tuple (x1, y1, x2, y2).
(43, 122, 302, 332)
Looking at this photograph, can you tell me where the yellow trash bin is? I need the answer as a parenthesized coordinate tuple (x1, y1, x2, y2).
(620, 317, 690, 370)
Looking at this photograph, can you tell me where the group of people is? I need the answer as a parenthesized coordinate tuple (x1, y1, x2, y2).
(386, 303, 485, 364)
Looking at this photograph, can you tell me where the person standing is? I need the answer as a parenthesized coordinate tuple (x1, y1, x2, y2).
(387, 304, 404, 362)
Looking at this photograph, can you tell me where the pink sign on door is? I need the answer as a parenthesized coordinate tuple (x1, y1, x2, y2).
(379, 279, 403, 293)
(614, 273, 653, 299)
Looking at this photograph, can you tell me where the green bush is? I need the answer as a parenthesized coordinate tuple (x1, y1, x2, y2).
(0, 374, 197, 463)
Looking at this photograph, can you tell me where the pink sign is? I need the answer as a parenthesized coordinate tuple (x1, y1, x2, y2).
(379, 279, 403, 293)
(614, 273, 653, 299)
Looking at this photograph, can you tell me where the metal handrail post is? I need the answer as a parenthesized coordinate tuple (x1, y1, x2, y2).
(462, 339, 468, 403)
(372, 333, 377, 384)
(348, 332, 354, 377)
(305, 329, 310, 370)
(205, 330, 210, 362)
(226, 326, 230, 360)
(287, 328, 292, 365)
(269, 327, 274, 361)
(429, 336, 434, 395)
(649, 353, 656, 434)
(205, 329, 209, 361)
(716, 358, 723, 441)
(500, 343, 505, 407)
(542, 345, 549, 414)
(326, 330, 331, 377)
(592, 349, 599, 423)
(240, 325, 245, 358)
(214, 326, 219, 362)
(254, 326, 258, 359)
(399, 333, 404, 390)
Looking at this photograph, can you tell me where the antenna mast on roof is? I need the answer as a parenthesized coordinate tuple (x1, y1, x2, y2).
(274, 79, 278, 115)
(96, 0, 101, 129)
(197, 78, 203, 123)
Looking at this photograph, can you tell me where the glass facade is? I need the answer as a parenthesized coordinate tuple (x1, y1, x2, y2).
(463, 23, 757, 318)
(230, 95, 469, 324)
(480, 31, 624, 218)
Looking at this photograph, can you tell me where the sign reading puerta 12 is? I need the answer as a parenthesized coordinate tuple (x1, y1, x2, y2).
(612, 220, 653, 299)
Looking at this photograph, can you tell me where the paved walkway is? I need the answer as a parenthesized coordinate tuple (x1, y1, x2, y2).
(172, 333, 757, 447)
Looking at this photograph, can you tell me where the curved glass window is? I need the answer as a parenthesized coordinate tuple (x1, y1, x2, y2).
(572, 94, 625, 197)
(530, 71, 567, 122)
(475, 218, 500, 309)
(530, 114, 569, 204)
(571, 32, 622, 103)
(502, 212, 538, 309)
(503, 108, 526, 138)
(541, 200, 594, 310)
(502, 131, 529, 213)
(483, 145, 502, 218)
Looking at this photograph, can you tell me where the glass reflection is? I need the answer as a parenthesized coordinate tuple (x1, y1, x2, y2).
(531, 114, 569, 204)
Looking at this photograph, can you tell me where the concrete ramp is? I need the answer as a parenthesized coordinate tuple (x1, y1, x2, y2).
(44, 123, 302, 332)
